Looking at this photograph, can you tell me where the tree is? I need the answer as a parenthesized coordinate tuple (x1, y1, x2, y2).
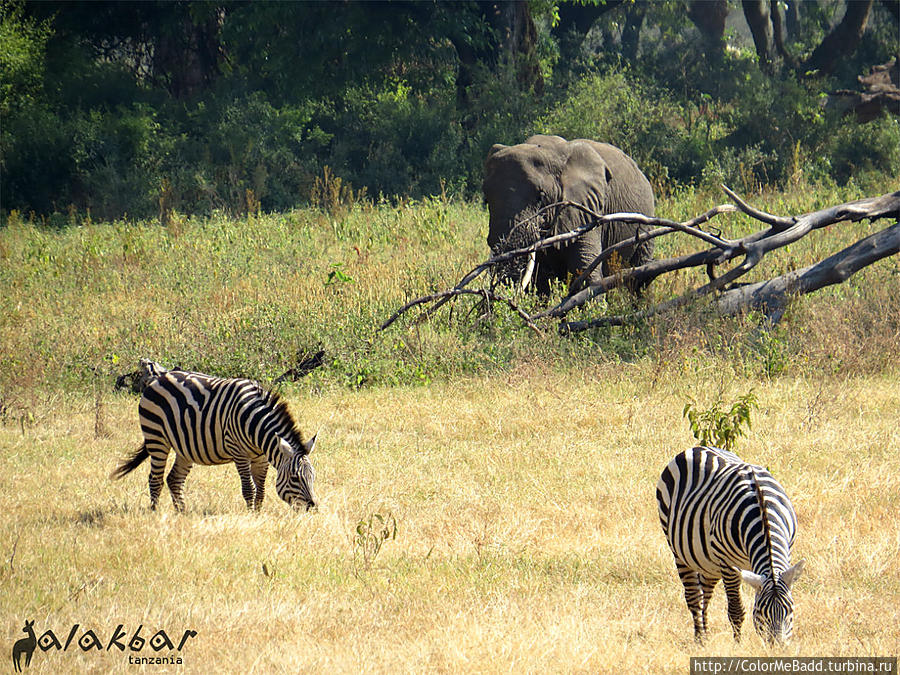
(26, 1, 225, 99)
(742, 0, 879, 76)
(0, 0, 51, 116)
(448, 0, 544, 111)
(802, 0, 874, 75)
(688, 0, 729, 60)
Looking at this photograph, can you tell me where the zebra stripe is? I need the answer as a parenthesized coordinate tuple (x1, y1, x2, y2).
(112, 361, 318, 512)
(656, 446, 804, 643)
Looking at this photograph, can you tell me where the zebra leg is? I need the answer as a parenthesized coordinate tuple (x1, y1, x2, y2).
(146, 445, 170, 510)
(249, 456, 268, 510)
(234, 459, 256, 509)
(676, 563, 706, 642)
(698, 574, 719, 638)
(722, 567, 745, 641)
(165, 455, 193, 512)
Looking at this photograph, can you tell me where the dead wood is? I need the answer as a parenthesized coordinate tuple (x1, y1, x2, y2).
(381, 188, 900, 336)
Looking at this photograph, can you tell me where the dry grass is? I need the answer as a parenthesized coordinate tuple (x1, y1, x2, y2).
(2, 365, 898, 673)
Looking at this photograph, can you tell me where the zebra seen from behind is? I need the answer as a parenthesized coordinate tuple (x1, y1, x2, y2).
(656, 446, 805, 644)
(112, 360, 318, 512)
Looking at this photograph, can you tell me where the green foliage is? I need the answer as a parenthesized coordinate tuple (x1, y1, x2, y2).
(2, 1, 897, 218)
(683, 391, 759, 451)
(823, 114, 900, 189)
(0, 0, 51, 116)
(535, 69, 698, 191)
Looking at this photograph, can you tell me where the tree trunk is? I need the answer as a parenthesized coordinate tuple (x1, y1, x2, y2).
(450, 0, 543, 111)
(742, 0, 773, 71)
(784, 0, 801, 38)
(622, 1, 648, 62)
(770, 0, 799, 69)
(803, 0, 874, 75)
(494, 1, 544, 95)
(553, 0, 626, 65)
(154, 7, 224, 99)
(688, 0, 729, 59)
(714, 222, 900, 322)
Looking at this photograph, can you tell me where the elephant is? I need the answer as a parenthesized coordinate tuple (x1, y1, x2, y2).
(482, 134, 655, 293)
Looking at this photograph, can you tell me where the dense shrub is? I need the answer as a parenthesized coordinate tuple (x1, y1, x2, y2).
(2, 1, 897, 221)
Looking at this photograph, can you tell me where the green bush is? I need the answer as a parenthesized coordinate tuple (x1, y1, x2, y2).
(823, 113, 900, 189)
(535, 69, 721, 192)
(323, 81, 464, 198)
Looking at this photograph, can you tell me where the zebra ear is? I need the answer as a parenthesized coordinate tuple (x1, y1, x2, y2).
(782, 559, 805, 588)
(303, 433, 317, 456)
(277, 438, 296, 462)
(740, 570, 764, 591)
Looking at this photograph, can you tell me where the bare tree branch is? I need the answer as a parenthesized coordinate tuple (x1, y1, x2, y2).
(546, 190, 900, 320)
(560, 192, 900, 332)
(387, 200, 736, 327)
(561, 221, 900, 333)
(381, 188, 900, 337)
(380, 288, 544, 335)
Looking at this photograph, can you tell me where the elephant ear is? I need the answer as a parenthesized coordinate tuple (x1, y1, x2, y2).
(485, 143, 507, 163)
(557, 142, 612, 233)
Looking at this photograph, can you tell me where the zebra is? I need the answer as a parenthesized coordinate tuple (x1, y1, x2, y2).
(656, 446, 805, 644)
(111, 361, 318, 512)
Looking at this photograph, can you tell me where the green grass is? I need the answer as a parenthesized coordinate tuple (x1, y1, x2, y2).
(2, 181, 898, 403)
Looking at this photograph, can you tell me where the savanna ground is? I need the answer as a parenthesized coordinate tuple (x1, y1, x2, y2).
(2, 182, 899, 672)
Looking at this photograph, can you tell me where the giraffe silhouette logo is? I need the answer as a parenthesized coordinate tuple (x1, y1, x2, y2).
(12, 619, 36, 672)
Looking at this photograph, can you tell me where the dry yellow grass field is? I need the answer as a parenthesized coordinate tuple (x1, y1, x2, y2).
(2, 364, 898, 673)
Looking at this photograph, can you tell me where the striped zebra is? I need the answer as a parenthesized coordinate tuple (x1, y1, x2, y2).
(111, 361, 318, 512)
(656, 446, 805, 643)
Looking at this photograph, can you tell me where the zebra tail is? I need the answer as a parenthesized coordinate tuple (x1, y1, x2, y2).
(110, 443, 150, 480)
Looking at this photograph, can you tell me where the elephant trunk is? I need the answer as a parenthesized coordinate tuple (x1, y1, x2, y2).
(490, 205, 549, 289)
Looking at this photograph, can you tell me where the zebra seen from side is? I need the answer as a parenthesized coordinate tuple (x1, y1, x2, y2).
(112, 360, 318, 512)
(656, 446, 805, 644)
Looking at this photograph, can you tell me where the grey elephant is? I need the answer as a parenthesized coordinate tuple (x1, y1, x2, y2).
(483, 134, 655, 293)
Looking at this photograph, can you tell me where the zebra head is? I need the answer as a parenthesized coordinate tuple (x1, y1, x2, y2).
(741, 560, 805, 643)
(275, 434, 318, 511)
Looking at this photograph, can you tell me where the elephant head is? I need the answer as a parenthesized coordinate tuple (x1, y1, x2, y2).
(482, 134, 655, 293)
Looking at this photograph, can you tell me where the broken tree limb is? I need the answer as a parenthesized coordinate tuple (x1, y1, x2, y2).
(566, 204, 739, 294)
(380, 288, 544, 335)
(560, 220, 900, 333)
(544, 190, 900, 321)
(381, 188, 899, 336)
(714, 220, 900, 319)
(383, 200, 739, 329)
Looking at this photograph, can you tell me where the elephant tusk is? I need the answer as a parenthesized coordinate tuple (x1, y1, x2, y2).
(521, 251, 536, 290)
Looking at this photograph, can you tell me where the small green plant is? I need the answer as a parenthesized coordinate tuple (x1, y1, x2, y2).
(353, 511, 397, 574)
(683, 390, 758, 451)
(325, 262, 354, 287)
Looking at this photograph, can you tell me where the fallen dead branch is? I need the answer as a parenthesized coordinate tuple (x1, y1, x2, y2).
(381, 188, 900, 335)
(382, 288, 544, 335)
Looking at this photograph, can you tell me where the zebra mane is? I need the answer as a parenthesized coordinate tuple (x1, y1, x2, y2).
(263, 388, 310, 455)
(749, 465, 776, 577)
